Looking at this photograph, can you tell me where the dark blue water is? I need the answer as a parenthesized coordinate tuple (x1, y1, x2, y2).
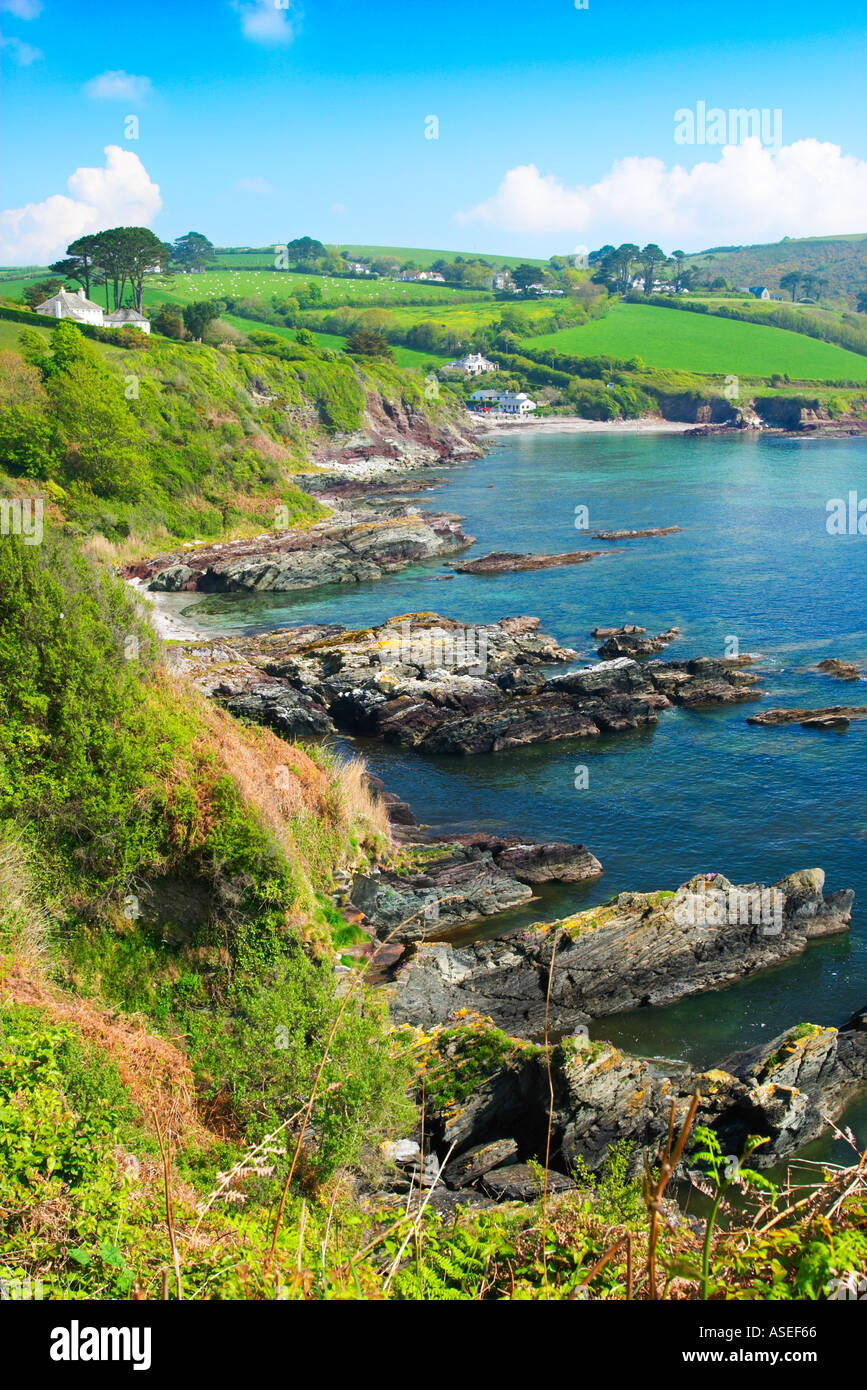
(181, 429, 867, 1148)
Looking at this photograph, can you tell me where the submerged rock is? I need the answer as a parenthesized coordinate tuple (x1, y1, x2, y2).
(592, 526, 681, 540)
(452, 550, 604, 574)
(748, 705, 867, 729)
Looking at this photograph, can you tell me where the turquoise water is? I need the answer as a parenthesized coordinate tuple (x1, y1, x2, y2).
(182, 429, 867, 1149)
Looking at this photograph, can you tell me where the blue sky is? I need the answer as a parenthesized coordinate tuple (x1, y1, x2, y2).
(2, 0, 867, 263)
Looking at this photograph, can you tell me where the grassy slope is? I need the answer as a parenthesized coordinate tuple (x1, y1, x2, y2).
(523, 301, 867, 382)
(326, 243, 549, 269)
(686, 232, 867, 301)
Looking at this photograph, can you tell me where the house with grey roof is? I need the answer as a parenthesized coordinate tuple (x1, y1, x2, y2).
(35, 286, 105, 326)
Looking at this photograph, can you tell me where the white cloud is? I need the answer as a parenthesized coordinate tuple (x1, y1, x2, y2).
(0, 0, 42, 17)
(236, 176, 274, 194)
(233, 0, 300, 46)
(1, 35, 42, 63)
(84, 70, 153, 102)
(458, 139, 867, 249)
(0, 146, 162, 265)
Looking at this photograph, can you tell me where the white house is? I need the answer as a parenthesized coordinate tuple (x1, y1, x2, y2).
(748, 286, 771, 299)
(496, 391, 536, 415)
(35, 286, 104, 326)
(445, 352, 500, 375)
(104, 306, 151, 335)
(469, 389, 537, 415)
(34, 285, 150, 333)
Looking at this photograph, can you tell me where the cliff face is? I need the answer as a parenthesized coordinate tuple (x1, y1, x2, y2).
(304, 382, 482, 477)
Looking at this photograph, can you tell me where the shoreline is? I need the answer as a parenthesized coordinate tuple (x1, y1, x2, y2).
(473, 415, 696, 437)
(127, 576, 211, 644)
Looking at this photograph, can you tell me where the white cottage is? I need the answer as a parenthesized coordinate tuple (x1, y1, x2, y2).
(445, 352, 500, 376)
(104, 306, 151, 334)
(35, 286, 105, 326)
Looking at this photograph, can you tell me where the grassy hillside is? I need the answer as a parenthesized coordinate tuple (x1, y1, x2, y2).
(0, 316, 469, 548)
(215, 244, 551, 270)
(524, 301, 867, 382)
(688, 232, 867, 304)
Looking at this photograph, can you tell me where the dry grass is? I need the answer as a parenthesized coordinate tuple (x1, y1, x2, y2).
(0, 825, 51, 983)
(335, 755, 392, 844)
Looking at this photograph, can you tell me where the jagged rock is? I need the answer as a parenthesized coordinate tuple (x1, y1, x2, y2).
(350, 836, 602, 939)
(414, 1011, 867, 1180)
(481, 1165, 576, 1201)
(817, 658, 864, 682)
(386, 869, 853, 1034)
(592, 526, 681, 540)
(596, 626, 680, 659)
(127, 509, 475, 595)
(748, 705, 867, 728)
(452, 550, 603, 574)
(443, 1139, 520, 1188)
(179, 616, 761, 755)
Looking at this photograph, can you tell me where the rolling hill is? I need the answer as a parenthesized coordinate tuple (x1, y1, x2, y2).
(523, 301, 867, 382)
(687, 233, 867, 304)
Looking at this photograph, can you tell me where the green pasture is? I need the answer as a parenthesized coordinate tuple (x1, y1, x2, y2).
(523, 302, 867, 382)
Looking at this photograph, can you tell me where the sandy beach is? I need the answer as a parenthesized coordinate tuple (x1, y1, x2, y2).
(126, 576, 210, 643)
(473, 415, 696, 437)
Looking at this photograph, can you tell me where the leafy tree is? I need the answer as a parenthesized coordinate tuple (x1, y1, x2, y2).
(780, 271, 801, 302)
(0, 404, 57, 478)
(295, 327, 316, 347)
(639, 243, 667, 295)
(22, 278, 64, 309)
(345, 327, 393, 359)
(858, 289, 867, 314)
(512, 263, 542, 292)
(286, 236, 326, 265)
(182, 300, 222, 341)
(172, 231, 215, 273)
(49, 360, 146, 498)
(670, 250, 696, 293)
(50, 234, 102, 299)
(592, 243, 639, 295)
(151, 305, 187, 339)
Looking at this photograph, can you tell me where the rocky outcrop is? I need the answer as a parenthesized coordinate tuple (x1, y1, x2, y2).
(400, 1008, 867, 1183)
(350, 835, 602, 940)
(177, 615, 762, 751)
(817, 658, 865, 682)
(385, 869, 854, 1035)
(128, 506, 474, 595)
(452, 550, 604, 574)
(748, 705, 867, 730)
(594, 625, 680, 659)
(592, 526, 681, 540)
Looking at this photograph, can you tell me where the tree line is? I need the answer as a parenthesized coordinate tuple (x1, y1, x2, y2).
(20, 230, 218, 315)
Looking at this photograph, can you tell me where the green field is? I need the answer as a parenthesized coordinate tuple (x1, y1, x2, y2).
(327, 243, 549, 270)
(0, 267, 490, 313)
(524, 302, 867, 382)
